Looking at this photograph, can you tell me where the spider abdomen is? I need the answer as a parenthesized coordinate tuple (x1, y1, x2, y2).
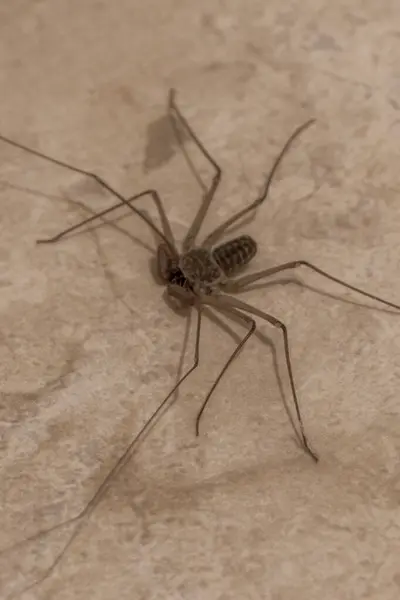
(212, 235, 257, 277)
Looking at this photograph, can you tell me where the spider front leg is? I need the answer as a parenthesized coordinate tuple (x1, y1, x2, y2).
(221, 260, 400, 311)
(0, 132, 177, 253)
(37, 188, 177, 254)
(168, 89, 222, 251)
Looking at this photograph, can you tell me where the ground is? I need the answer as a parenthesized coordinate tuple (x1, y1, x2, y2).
(1, 1, 400, 599)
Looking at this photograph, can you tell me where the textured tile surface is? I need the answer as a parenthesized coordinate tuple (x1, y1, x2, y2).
(1, 1, 400, 599)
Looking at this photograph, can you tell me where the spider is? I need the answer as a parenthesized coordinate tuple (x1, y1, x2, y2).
(1, 90, 400, 598)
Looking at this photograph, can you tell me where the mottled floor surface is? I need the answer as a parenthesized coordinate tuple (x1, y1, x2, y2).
(1, 2, 400, 599)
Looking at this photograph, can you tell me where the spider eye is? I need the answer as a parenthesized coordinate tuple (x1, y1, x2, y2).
(157, 244, 175, 280)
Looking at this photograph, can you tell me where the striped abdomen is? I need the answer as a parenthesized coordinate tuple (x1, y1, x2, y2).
(212, 235, 257, 277)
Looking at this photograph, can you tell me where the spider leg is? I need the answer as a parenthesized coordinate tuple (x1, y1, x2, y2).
(0, 133, 177, 253)
(200, 293, 318, 462)
(222, 260, 400, 311)
(37, 189, 177, 253)
(195, 308, 256, 436)
(169, 89, 220, 175)
(203, 119, 316, 249)
(168, 89, 222, 251)
(168, 90, 207, 193)
(2, 304, 203, 597)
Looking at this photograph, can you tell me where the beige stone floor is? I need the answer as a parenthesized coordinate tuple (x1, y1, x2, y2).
(1, 1, 400, 599)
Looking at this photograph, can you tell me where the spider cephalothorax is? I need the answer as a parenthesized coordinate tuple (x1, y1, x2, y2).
(179, 247, 225, 295)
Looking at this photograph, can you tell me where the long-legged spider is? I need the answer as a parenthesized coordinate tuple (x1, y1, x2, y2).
(1, 90, 400, 597)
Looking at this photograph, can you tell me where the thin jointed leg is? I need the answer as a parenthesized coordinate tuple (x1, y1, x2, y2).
(3, 306, 203, 597)
(195, 309, 256, 435)
(183, 173, 221, 252)
(203, 119, 316, 249)
(200, 293, 318, 462)
(0, 133, 177, 253)
(37, 189, 177, 253)
(222, 260, 400, 310)
(168, 89, 223, 251)
(169, 89, 221, 176)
